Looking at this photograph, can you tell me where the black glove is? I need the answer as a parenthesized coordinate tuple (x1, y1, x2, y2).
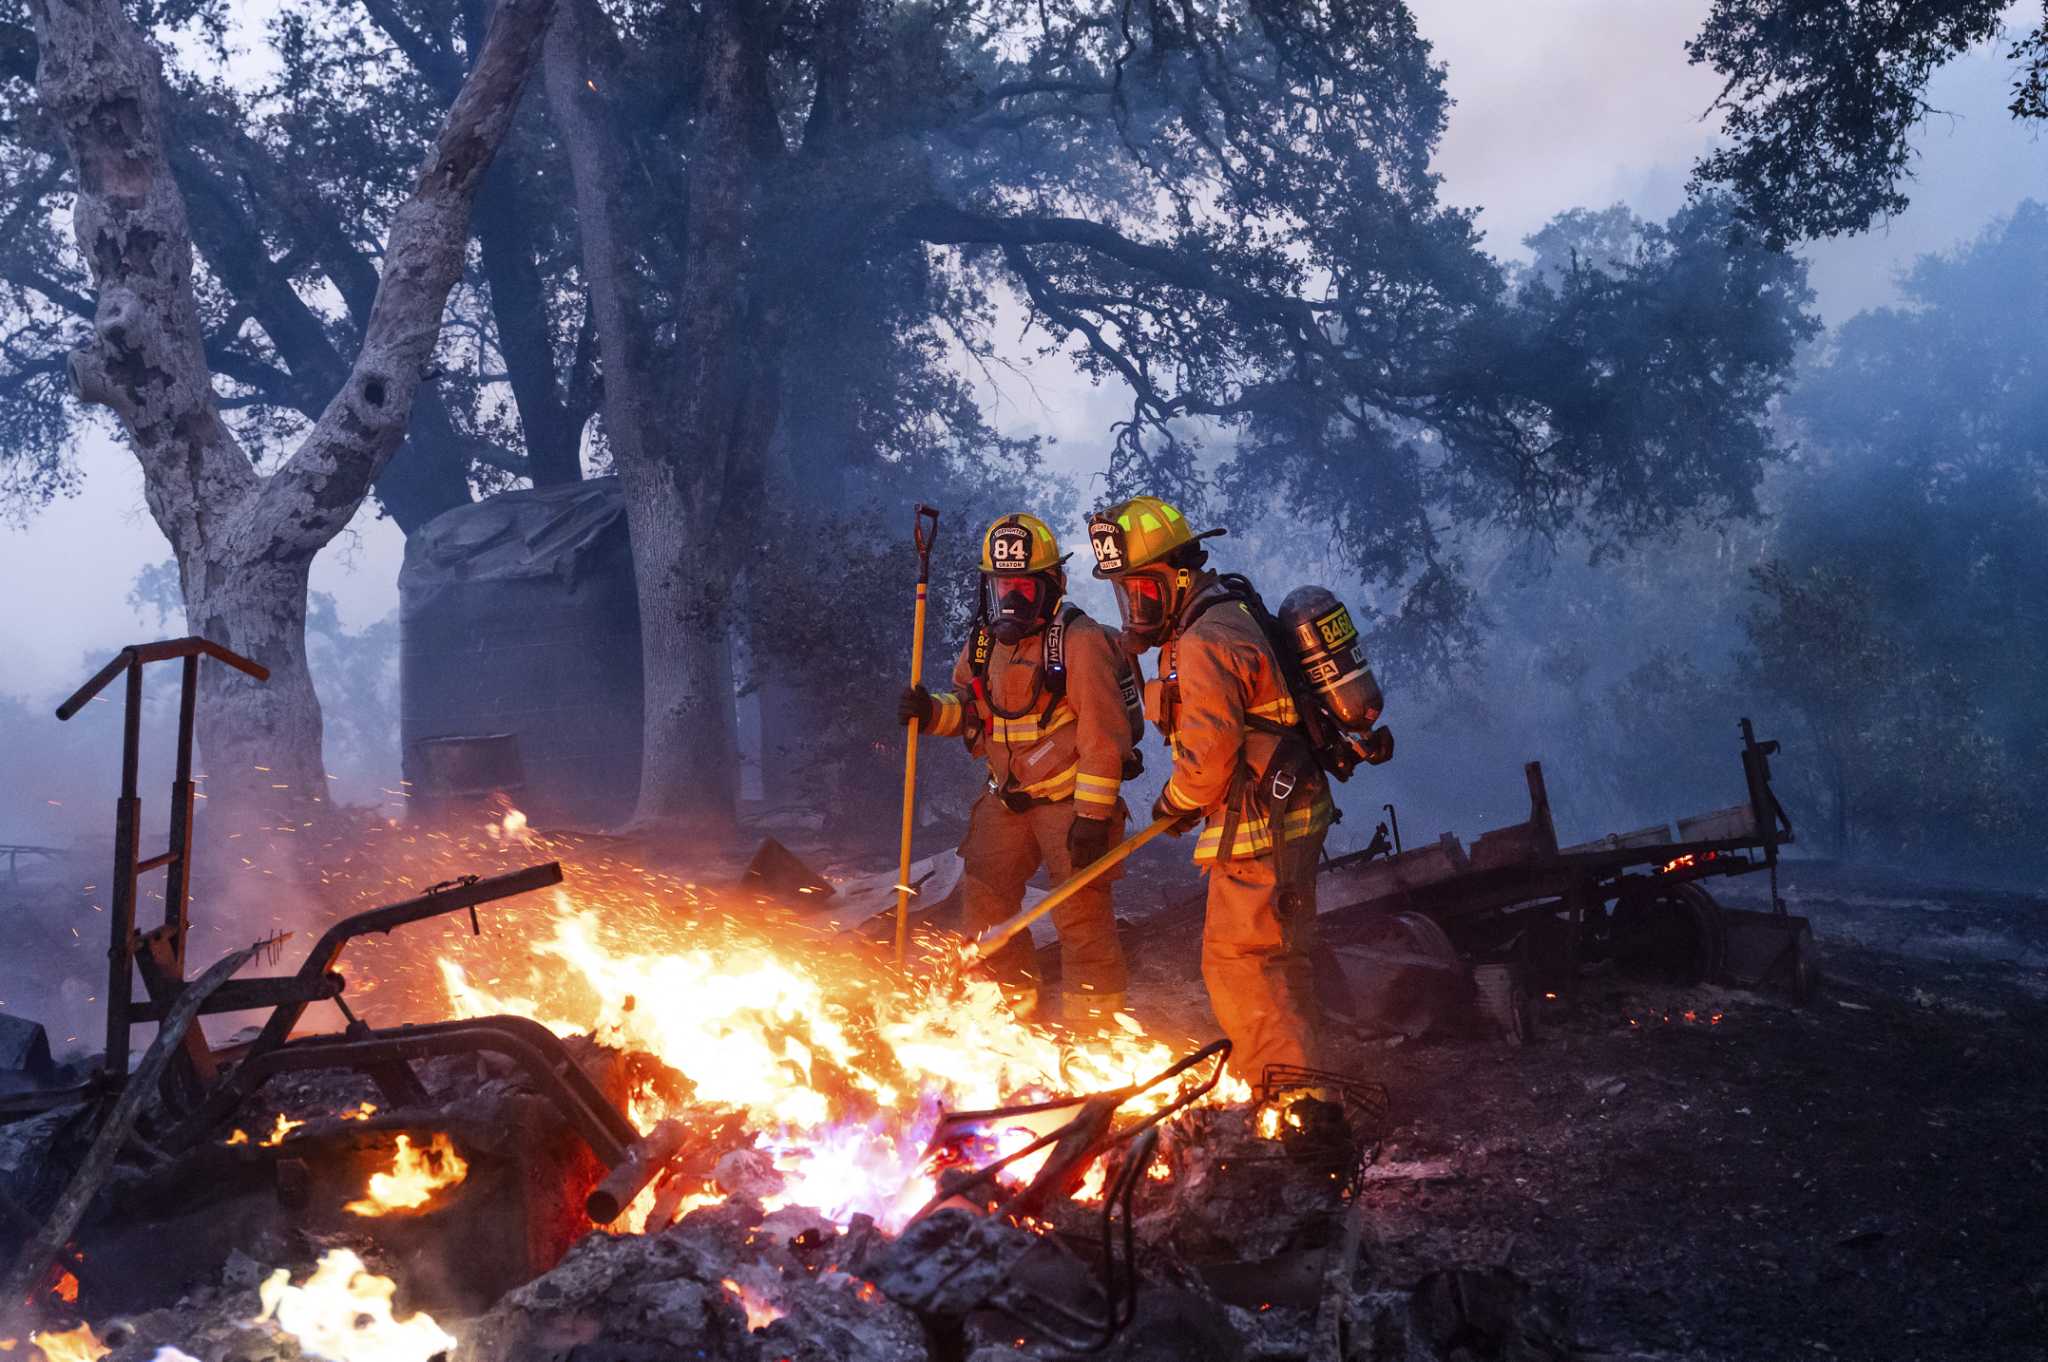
(897, 684, 934, 728)
(1067, 814, 1115, 869)
(1151, 789, 1201, 836)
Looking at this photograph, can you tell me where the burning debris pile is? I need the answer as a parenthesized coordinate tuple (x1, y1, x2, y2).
(1, 641, 1586, 1361)
(2, 791, 1434, 1362)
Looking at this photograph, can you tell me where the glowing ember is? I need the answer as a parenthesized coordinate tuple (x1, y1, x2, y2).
(224, 1129, 250, 1146)
(256, 1249, 454, 1362)
(344, 1134, 468, 1216)
(52, 1270, 78, 1304)
(721, 1277, 785, 1330)
(258, 1113, 303, 1147)
(26, 1326, 106, 1362)
(435, 887, 1247, 1229)
(487, 808, 533, 846)
(341, 1102, 378, 1121)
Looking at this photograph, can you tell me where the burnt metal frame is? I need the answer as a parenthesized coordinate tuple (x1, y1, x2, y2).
(898, 1042, 1232, 1356)
(12, 638, 675, 1233)
(1319, 718, 1800, 989)
(917, 1038, 1232, 1227)
(56, 638, 270, 1082)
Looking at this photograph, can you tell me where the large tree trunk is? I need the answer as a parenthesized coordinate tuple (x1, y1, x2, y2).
(620, 472, 741, 825)
(546, 0, 776, 835)
(33, 0, 555, 827)
(182, 553, 326, 816)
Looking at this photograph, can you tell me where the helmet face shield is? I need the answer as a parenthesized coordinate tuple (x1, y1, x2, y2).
(1112, 570, 1173, 649)
(986, 572, 1055, 644)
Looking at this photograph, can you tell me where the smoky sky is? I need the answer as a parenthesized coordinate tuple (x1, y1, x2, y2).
(1, 0, 2041, 708)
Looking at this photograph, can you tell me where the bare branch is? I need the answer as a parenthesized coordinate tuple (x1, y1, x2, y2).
(247, 0, 557, 555)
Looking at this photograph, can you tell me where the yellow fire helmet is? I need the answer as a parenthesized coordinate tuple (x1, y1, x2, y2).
(979, 513, 1068, 575)
(1087, 496, 1227, 578)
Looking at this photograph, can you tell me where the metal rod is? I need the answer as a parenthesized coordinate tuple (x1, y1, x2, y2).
(585, 1118, 689, 1223)
(970, 816, 1178, 962)
(126, 973, 344, 1022)
(104, 661, 143, 1081)
(54, 637, 266, 722)
(163, 651, 199, 971)
(247, 861, 563, 1056)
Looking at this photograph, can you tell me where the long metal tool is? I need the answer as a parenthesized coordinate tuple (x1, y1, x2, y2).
(895, 503, 941, 967)
(969, 815, 1179, 963)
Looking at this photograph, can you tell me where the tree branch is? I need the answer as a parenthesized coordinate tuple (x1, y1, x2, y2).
(545, 0, 660, 472)
(30, 0, 258, 532)
(248, 0, 557, 555)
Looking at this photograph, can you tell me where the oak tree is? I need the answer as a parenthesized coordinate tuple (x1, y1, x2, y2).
(22, 0, 553, 816)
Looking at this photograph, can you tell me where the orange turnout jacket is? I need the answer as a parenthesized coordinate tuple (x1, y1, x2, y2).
(925, 607, 1137, 817)
(1154, 582, 1336, 863)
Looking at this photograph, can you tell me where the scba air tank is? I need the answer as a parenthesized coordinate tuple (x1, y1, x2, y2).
(1278, 585, 1391, 764)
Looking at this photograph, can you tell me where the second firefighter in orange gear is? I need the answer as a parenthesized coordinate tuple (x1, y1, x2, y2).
(1088, 496, 1336, 1090)
(897, 513, 1143, 1023)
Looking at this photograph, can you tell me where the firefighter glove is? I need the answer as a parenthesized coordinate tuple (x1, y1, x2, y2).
(1067, 814, 1114, 869)
(1150, 789, 1201, 836)
(897, 684, 934, 728)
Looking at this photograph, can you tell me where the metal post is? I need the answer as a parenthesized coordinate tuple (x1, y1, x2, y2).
(104, 660, 143, 1081)
(162, 652, 199, 975)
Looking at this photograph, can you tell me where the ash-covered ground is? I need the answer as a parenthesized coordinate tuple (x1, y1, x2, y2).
(1206, 862, 2047, 1362)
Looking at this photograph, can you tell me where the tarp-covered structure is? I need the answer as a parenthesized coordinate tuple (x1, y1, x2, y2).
(399, 480, 641, 829)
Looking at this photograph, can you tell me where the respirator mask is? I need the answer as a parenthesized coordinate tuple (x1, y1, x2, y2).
(986, 572, 1055, 645)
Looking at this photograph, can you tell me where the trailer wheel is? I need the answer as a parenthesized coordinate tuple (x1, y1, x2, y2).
(1610, 882, 1726, 985)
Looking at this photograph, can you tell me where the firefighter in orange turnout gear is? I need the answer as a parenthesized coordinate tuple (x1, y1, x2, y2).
(898, 514, 1144, 1023)
(1087, 497, 1336, 1092)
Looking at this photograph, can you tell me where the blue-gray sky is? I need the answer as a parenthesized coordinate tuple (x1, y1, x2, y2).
(2, 0, 2041, 703)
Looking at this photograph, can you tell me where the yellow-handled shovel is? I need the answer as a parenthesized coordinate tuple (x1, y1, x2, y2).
(968, 814, 1183, 963)
(895, 504, 942, 967)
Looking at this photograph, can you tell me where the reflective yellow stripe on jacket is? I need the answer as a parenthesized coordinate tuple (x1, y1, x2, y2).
(1074, 771, 1121, 812)
(926, 690, 968, 738)
(1159, 584, 1333, 864)
(933, 612, 1133, 811)
(1192, 796, 1334, 862)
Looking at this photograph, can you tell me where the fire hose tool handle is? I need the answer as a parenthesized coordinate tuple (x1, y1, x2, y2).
(897, 503, 941, 968)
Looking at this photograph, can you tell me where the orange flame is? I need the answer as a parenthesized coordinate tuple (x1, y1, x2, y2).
(26, 1325, 106, 1362)
(436, 890, 1245, 1230)
(344, 1134, 468, 1217)
(257, 1249, 454, 1362)
(721, 1277, 785, 1330)
(258, 1113, 304, 1147)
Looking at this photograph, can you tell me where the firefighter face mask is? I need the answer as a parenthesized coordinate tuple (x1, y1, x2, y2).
(987, 572, 1054, 644)
(1112, 569, 1175, 651)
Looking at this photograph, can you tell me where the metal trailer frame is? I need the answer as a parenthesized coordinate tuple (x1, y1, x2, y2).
(1317, 719, 1813, 1008)
(1, 639, 683, 1260)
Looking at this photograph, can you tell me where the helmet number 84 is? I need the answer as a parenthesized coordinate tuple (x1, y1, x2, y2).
(1090, 529, 1123, 571)
(991, 530, 1030, 569)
